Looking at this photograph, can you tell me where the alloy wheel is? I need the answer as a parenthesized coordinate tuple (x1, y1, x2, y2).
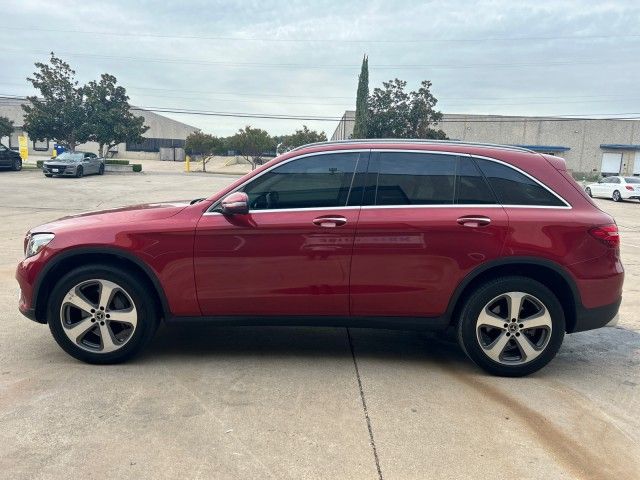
(613, 190, 621, 202)
(60, 279, 138, 353)
(475, 291, 552, 365)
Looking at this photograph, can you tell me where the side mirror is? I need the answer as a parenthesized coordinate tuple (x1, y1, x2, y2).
(221, 191, 249, 215)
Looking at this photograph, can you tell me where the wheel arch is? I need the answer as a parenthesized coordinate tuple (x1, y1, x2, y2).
(33, 247, 170, 323)
(446, 257, 580, 333)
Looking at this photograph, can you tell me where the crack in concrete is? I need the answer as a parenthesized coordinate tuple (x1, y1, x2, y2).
(347, 328, 384, 480)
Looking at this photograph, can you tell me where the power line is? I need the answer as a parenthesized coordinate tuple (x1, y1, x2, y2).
(4, 94, 640, 123)
(5, 25, 640, 44)
(1, 49, 636, 70)
(3, 79, 640, 105)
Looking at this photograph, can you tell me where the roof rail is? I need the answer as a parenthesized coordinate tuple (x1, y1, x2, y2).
(291, 139, 537, 154)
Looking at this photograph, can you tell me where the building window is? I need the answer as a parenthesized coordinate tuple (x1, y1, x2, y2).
(126, 138, 186, 152)
(32, 139, 49, 151)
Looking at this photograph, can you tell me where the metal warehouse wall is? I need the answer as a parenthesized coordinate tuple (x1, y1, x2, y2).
(332, 110, 640, 175)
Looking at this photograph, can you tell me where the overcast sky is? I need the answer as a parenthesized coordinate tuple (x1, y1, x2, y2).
(1, 0, 639, 137)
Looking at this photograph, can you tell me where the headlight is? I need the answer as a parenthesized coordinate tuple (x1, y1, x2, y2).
(25, 233, 55, 258)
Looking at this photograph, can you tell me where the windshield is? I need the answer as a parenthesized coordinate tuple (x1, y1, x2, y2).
(54, 152, 84, 162)
(624, 177, 640, 184)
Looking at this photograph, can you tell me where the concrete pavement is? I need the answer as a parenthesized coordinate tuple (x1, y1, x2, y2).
(0, 166, 638, 479)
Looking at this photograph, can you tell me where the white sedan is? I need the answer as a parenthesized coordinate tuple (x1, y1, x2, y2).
(585, 176, 640, 202)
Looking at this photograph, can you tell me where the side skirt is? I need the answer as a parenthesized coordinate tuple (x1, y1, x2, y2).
(165, 315, 450, 332)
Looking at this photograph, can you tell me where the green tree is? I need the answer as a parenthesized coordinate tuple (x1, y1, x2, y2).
(368, 78, 447, 139)
(23, 53, 89, 151)
(0, 116, 13, 139)
(185, 131, 224, 171)
(228, 126, 274, 170)
(352, 54, 369, 139)
(279, 125, 327, 151)
(83, 74, 149, 157)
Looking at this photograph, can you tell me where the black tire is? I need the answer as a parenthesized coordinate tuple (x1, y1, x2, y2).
(98, 163, 105, 175)
(47, 264, 158, 364)
(12, 158, 22, 171)
(457, 276, 565, 377)
(585, 187, 592, 197)
(44, 173, 53, 177)
(76, 166, 83, 178)
(612, 190, 622, 202)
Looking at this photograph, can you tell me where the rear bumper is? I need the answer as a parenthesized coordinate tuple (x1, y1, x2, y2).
(572, 297, 622, 333)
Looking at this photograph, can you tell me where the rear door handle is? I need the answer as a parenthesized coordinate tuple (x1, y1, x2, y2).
(313, 216, 347, 227)
(457, 216, 491, 227)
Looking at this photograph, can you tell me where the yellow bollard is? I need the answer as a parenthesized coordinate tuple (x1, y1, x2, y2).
(185, 155, 190, 173)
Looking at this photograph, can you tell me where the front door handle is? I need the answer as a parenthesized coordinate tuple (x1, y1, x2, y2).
(313, 216, 347, 227)
(457, 216, 491, 227)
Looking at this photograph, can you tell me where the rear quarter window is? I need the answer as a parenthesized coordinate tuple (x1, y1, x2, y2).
(473, 158, 566, 207)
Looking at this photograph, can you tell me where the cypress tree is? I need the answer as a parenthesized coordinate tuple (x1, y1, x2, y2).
(352, 55, 369, 139)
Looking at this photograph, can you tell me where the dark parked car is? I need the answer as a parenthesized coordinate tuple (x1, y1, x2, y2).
(16, 140, 623, 376)
(43, 151, 104, 177)
(0, 142, 22, 171)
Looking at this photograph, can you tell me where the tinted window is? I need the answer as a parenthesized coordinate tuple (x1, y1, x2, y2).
(610, 177, 621, 184)
(242, 152, 360, 210)
(375, 153, 455, 205)
(455, 157, 497, 204)
(474, 158, 566, 207)
(625, 177, 640, 184)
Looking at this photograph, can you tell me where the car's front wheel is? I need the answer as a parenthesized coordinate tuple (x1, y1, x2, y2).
(75, 166, 83, 178)
(47, 265, 158, 364)
(585, 187, 592, 197)
(457, 276, 565, 377)
(12, 158, 22, 171)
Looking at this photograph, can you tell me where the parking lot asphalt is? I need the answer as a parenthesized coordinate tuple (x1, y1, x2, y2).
(0, 168, 639, 480)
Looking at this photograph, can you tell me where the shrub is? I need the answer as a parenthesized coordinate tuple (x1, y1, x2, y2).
(36, 160, 44, 168)
(132, 164, 142, 172)
(105, 159, 130, 165)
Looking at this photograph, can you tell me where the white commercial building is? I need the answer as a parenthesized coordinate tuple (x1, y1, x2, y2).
(332, 110, 640, 177)
(0, 96, 199, 161)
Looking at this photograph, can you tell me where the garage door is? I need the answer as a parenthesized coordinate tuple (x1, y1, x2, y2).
(601, 152, 622, 176)
(634, 152, 640, 175)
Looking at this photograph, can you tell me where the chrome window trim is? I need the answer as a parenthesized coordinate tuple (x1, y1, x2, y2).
(204, 206, 360, 216)
(204, 148, 571, 215)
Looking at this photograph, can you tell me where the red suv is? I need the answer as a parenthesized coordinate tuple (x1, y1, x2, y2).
(16, 140, 623, 376)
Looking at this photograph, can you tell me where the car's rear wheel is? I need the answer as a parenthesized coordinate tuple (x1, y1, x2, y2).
(98, 163, 105, 175)
(585, 187, 592, 197)
(12, 158, 22, 171)
(457, 276, 565, 377)
(47, 265, 158, 364)
(76, 166, 83, 178)
(612, 190, 622, 202)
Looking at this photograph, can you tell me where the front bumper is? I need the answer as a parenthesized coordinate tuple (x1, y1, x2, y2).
(43, 164, 77, 176)
(16, 255, 47, 324)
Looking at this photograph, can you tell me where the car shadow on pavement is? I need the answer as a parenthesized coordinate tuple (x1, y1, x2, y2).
(141, 323, 481, 372)
(140, 323, 640, 380)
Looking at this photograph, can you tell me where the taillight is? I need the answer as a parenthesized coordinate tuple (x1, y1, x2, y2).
(589, 224, 620, 248)
(625, 185, 634, 191)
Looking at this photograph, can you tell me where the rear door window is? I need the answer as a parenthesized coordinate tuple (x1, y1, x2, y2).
(474, 158, 566, 207)
(373, 152, 456, 205)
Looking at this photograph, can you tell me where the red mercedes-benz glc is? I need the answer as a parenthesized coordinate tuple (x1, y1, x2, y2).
(16, 140, 623, 376)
